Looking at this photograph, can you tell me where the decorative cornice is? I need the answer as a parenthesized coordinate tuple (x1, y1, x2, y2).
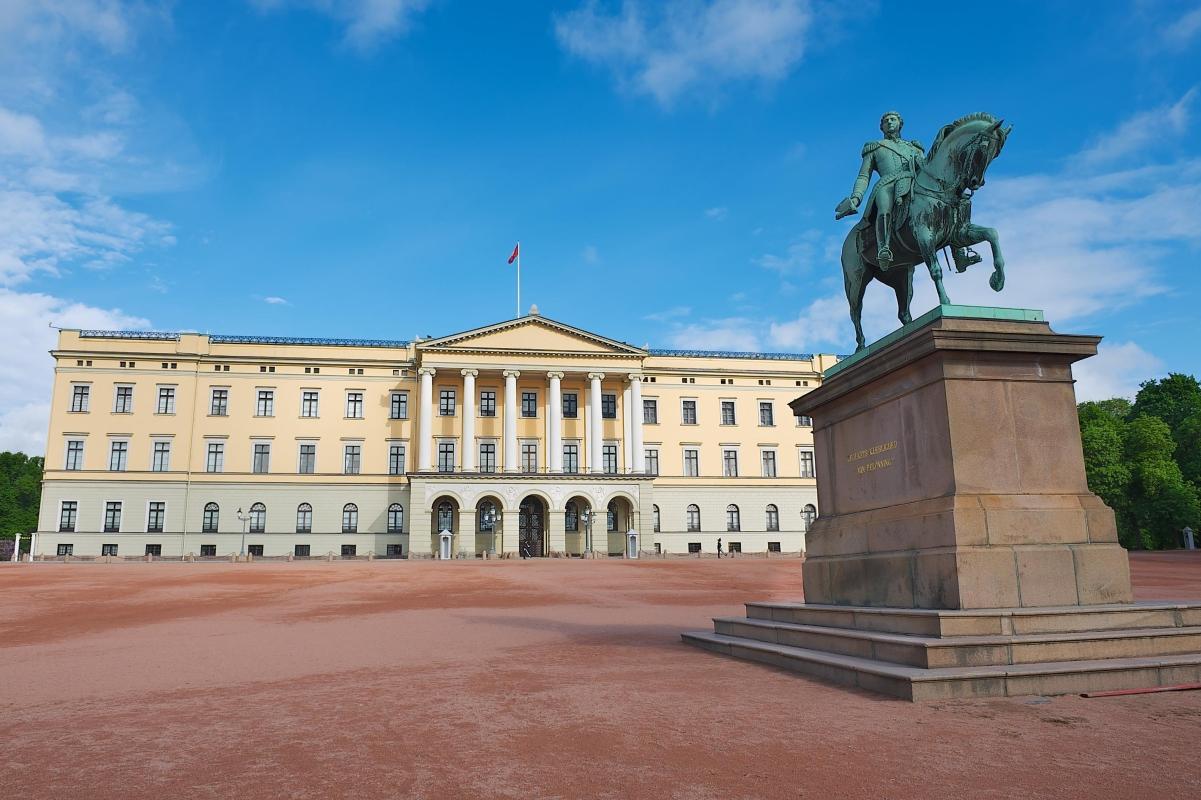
(648, 348, 814, 361)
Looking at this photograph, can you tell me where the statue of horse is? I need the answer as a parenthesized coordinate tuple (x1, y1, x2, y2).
(841, 113, 1013, 351)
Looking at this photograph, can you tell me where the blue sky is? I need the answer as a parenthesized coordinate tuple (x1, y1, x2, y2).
(1, 0, 1200, 453)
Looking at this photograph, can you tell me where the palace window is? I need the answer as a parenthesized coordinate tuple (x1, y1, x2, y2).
(299, 444, 317, 474)
(479, 442, 496, 473)
(295, 544, 311, 558)
(761, 450, 777, 478)
(151, 441, 171, 472)
(302, 391, 319, 417)
(200, 545, 217, 557)
(478, 501, 497, 533)
(766, 504, 780, 532)
(439, 389, 456, 416)
(249, 502, 266, 533)
(480, 390, 496, 417)
(802, 504, 817, 530)
(565, 502, 579, 532)
(726, 504, 740, 532)
(759, 401, 774, 427)
(562, 392, 578, 418)
(210, 389, 228, 416)
(563, 443, 579, 474)
(296, 503, 312, 534)
(388, 503, 404, 533)
(602, 444, 618, 474)
(346, 392, 364, 419)
(652, 504, 660, 533)
(206, 442, 224, 473)
(202, 503, 219, 533)
(157, 387, 175, 414)
(522, 391, 537, 418)
(723, 449, 739, 477)
(521, 442, 538, 473)
(602, 393, 617, 419)
(643, 398, 657, 424)
(389, 444, 405, 475)
(114, 385, 133, 413)
(70, 385, 89, 413)
(796, 414, 813, 427)
(800, 449, 815, 478)
(720, 400, 736, 425)
(57, 544, 74, 557)
(343, 444, 361, 475)
(101, 544, 118, 556)
(256, 390, 274, 417)
(104, 501, 122, 533)
(645, 448, 659, 476)
(253, 443, 271, 474)
(147, 502, 165, 533)
(437, 501, 454, 532)
(438, 442, 455, 472)
(681, 400, 697, 425)
(607, 500, 618, 532)
(342, 503, 358, 533)
(59, 501, 77, 533)
(65, 440, 84, 471)
(390, 391, 408, 420)
(686, 504, 701, 532)
(109, 441, 128, 472)
(683, 449, 699, 477)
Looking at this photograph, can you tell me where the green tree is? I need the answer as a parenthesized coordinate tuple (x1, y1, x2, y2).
(1122, 416, 1200, 549)
(1130, 374, 1201, 433)
(1077, 401, 1131, 529)
(0, 452, 44, 543)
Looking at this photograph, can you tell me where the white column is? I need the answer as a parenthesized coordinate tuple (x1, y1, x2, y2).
(10, 533, 20, 562)
(630, 374, 646, 473)
(548, 372, 564, 472)
(417, 367, 436, 471)
(503, 370, 520, 472)
(460, 369, 477, 471)
(588, 372, 605, 473)
(622, 383, 634, 473)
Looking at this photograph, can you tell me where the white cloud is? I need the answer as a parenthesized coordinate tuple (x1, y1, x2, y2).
(1076, 88, 1195, 167)
(644, 305, 692, 322)
(704, 206, 728, 221)
(756, 228, 839, 276)
(0, 0, 140, 54)
(664, 316, 761, 351)
(0, 106, 48, 157)
(252, 0, 433, 51)
(0, 288, 149, 455)
(263, 295, 289, 305)
(1164, 6, 1201, 48)
(554, 0, 814, 106)
(1072, 341, 1164, 402)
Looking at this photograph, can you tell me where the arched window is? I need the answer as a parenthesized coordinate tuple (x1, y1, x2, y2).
(478, 500, 496, 532)
(437, 501, 454, 532)
(565, 501, 579, 532)
(387, 503, 403, 533)
(652, 504, 660, 533)
(202, 502, 219, 533)
(766, 504, 779, 532)
(249, 502, 266, 533)
(726, 504, 740, 532)
(802, 504, 817, 530)
(342, 503, 358, 533)
(686, 504, 701, 532)
(606, 500, 618, 532)
(296, 503, 312, 533)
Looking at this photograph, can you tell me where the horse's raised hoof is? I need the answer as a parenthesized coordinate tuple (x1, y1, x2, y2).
(990, 270, 1005, 291)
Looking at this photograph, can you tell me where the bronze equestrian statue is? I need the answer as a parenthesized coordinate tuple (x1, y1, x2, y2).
(835, 111, 1012, 351)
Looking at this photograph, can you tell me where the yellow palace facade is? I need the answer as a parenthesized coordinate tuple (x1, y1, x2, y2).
(33, 312, 835, 559)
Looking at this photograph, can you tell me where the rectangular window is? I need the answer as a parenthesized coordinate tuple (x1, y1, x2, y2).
(256, 390, 274, 417)
(389, 444, 405, 475)
(761, 450, 777, 478)
(480, 390, 496, 417)
(479, 442, 497, 473)
(682, 400, 697, 425)
(147, 502, 165, 533)
(721, 401, 736, 425)
(563, 443, 579, 474)
(65, 440, 84, 470)
(601, 393, 617, 419)
(800, 449, 815, 478)
(562, 392, 578, 418)
(114, 385, 133, 413)
(299, 444, 317, 474)
(248, 545, 264, 557)
(438, 442, 455, 472)
(301, 391, 319, 417)
(768, 541, 782, 552)
(684, 449, 699, 477)
(728, 541, 742, 554)
(101, 543, 118, 556)
(59, 501, 77, 532)
(109, 441, 128, 471)
(206, 442, 224, 473)
(252, 443, 271, 474)
(343, 444, 361, 475)
(759, 401, 774, 426)
(643, 398, 657, 424)
(603, 444, 618, 474)
(439, 389, 455, 416)
(796, 414, 813, 427)
(210, 388, 228, 416)
(295, 544, 311, 558)
(390, 392, 408, 419)
(157, 387, 175, 414)
(521, 442, 538, 473)
(723, 449, 739, 477)
(57, 543, 74, 556)
(688, 542, 702, 554)
(341, 544, 357, 557)
(104, 501, 122, 533)
(521, 391, 537, 418)
(151, 441, 171, 472)
(645, 449, 659, 476)
(70, 385, 90, 413)
(346, 391, 364, 419)
(200, 544, 217, 557)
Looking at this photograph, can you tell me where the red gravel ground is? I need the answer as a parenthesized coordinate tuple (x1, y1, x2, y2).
(2, 552, 1200, 800)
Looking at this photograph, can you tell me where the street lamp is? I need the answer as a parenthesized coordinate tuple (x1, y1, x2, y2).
(580, 508, 594, 557)
(236, 507, 249, 557)
(484, 505, 497, 556)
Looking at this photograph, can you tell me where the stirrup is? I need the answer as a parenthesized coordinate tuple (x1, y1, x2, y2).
(877, 246, 893, 268)
(953, 247, 981, 272)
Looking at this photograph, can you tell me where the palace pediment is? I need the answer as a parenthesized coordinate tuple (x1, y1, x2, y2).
(418, 315, 646, 358)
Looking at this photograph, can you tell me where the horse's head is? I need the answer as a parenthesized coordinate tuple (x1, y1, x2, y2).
(924, 113, 1011, 195)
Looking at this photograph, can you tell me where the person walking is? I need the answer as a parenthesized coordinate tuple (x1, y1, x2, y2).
(717, 537, 723, 559)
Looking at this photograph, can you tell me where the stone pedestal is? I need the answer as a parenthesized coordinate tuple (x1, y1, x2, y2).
(684, 306, 1201, 699)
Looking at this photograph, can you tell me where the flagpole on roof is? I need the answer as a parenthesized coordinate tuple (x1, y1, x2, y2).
(516, 241, 521, 318)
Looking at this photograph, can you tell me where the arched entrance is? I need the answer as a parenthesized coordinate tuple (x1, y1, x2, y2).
(476, 496, 501, 557)
(606, 497, 635, 557)
(564, 495, 592, 556)
(430, 495, 459, 557)
(518, 495, 546, 558)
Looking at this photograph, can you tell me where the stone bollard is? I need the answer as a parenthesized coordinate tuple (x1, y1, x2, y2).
(286, 553, 293, 562)
(368, 551, 375, 561)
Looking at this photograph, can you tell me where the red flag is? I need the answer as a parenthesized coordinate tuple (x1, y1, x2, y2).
(507, 243, 519, 264)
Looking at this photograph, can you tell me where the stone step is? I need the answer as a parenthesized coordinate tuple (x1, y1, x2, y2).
(745, 601, 1201, 637)
(681, 630, 1201, 701)
(714, 616, 1201, 669)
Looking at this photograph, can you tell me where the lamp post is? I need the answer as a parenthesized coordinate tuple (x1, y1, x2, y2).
(484, 505, 497, 556)
(236, 507, 248, 557)
(581, 508, 594, 558)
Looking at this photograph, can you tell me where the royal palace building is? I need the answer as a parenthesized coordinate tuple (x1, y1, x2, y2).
(32, 312, 836, 559)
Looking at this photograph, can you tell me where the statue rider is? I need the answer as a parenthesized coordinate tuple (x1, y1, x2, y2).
(836, 111, 979, 271)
